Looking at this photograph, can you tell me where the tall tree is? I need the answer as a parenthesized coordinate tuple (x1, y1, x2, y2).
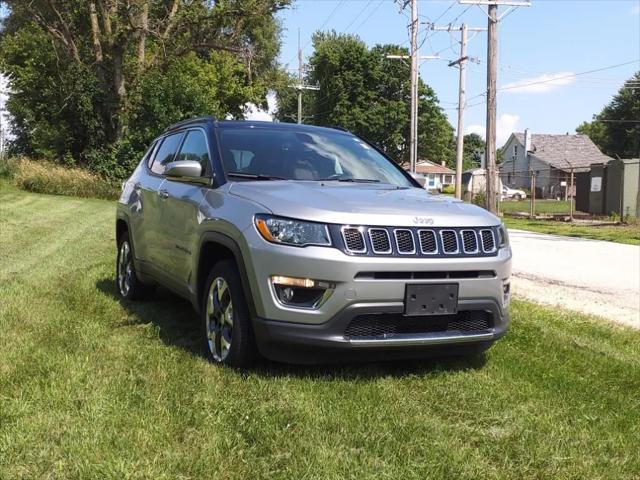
(577, 72, 640, 159)
(463, 133, 485, 169)
(275, 32, 455, 165)
(0, 0, 290, 175)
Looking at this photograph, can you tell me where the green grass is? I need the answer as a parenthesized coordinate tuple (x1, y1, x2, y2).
(499, 199, 574, 215)
(1, 184, 639, 479)
(504, 217, 640, 245)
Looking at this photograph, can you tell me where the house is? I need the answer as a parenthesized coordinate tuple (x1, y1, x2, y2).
(461, 168, 502, 197)
(499, 130, 613, 198)
(404, 160, 455, 191)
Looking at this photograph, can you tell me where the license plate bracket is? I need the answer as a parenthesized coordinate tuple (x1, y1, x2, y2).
(404, 283, 459, 316)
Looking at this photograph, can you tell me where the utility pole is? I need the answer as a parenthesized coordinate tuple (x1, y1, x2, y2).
(459, 0, 531, 212)
(295, 29, 319, 124)
(409, 0, 419, 173)
(390, 0, 439, 173)
(430, 23, 486, 199)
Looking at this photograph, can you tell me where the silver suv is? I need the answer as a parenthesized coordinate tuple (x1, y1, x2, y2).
(116, 117, 512, 367)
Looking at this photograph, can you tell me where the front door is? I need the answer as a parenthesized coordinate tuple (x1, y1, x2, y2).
(157, 129, 213, 290)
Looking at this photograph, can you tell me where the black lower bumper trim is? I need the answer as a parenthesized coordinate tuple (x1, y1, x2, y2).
(252, 299, 508, 364)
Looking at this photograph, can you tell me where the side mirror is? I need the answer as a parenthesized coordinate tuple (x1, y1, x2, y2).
(164, 160, 202, 179)
(411, 173, 427, 187)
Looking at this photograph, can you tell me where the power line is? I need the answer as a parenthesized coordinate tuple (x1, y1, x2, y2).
(352, 0, 386, 33)
(498, 59, 640, 92)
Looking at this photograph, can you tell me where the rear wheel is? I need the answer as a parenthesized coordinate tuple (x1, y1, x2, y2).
(201, 259, 257, 367)
(116, 231, 154, 300)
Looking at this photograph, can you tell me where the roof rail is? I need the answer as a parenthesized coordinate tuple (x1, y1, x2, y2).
(329, 125, 350, 132)
(165, 115, 216, 132)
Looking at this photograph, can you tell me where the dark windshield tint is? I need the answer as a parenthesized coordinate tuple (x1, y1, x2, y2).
(218, 128, 412, 187)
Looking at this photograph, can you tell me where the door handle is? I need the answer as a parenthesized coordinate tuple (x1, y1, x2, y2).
(158, 189, 170, 199)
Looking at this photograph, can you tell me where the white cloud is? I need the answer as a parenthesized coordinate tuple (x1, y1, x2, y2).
(502, 72, 575, 94)
(466, 113, 520, 147)
(631, 5, 640, 15)
(244, 91, 278, 121)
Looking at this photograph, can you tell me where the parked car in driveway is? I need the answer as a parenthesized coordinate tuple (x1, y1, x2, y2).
(501, 185, 527, 200)
(115, 117, 512, 366)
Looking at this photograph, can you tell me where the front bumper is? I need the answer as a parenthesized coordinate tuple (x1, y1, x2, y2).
(253, 299, 508, 363)
(241, 225, 511, 362)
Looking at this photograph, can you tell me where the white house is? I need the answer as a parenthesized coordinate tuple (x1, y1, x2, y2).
(404, 160, 455, 191)
(499, 130, 612, 198)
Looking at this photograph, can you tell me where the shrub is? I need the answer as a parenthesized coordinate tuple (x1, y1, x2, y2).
(441, 184, 455, 195)
(14, 159, 120, 200)
(0, 156, 18, 178)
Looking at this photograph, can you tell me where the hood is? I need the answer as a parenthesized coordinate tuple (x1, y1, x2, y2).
(229, 181, 500, 227)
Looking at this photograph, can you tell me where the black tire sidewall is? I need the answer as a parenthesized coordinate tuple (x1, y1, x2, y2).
(116, 231, 149, 300)
(201, 259, 256, 368)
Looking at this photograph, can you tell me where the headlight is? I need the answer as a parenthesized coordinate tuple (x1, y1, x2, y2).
(497, 224, 509, 248)
(254, 215, 331, 247)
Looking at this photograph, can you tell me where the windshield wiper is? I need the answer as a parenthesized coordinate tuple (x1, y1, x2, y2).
(318, 177, 380, 183)
(226, 172, 287, 181)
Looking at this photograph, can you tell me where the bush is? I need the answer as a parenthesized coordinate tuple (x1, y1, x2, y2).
(0, 156, 18, 178)
(14, 158, 120, 200)
(441, 184, 455, 195)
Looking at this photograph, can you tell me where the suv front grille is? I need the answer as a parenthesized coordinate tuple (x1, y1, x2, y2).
(480, 229, 496, 253)
(394, 229, 415, 254)
(342, 227, 366, 253)
(440, 230, 459, 254)
(369, 228, 391, 254)
(344, 311, 492, 338)
(333, 225, 500, 258)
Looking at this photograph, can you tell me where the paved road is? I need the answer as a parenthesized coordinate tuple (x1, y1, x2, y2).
(508, 229, 640, 328)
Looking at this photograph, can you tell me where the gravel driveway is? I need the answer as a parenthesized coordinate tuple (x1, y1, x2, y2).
(508, 229, 640, 328)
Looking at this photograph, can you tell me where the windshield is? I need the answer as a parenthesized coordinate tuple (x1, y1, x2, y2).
(218, 127, 413, 187)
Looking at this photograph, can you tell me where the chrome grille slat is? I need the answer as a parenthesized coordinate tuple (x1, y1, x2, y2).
(440, 230, 459, 254)
(342, 227, 366, 253)
(394, 229, 416, 254)
(368, 228, 392, 254)
(461, 230, 479, 254)
(480, 229, 496, 253)
(418, 229, 438, 254)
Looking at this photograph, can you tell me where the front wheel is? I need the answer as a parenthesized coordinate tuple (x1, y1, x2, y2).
(201, 260, 257, 367)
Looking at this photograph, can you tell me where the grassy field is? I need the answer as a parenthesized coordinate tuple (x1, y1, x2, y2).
(1, 183, 639, 479)
(499, 199, 574, 215)
(504, 217, 640, 245)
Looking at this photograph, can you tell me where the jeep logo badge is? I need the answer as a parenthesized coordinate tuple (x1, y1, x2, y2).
(413, 216, 434, 225)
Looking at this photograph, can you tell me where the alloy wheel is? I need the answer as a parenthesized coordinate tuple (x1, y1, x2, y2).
(117, 241, 133, 297)
(205, 277, 234, 362)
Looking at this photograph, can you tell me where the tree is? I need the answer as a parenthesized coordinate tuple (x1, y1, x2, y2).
(0, 0, 290, 177)
(463, 133, 485, 170)
(577, 72, 640, 159)
(275, 32, 455, 165)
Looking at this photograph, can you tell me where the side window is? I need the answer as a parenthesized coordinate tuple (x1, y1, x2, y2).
(150, 133, 184, 175)
(177, 130, 210, 175)
(143, 141, 157, 169)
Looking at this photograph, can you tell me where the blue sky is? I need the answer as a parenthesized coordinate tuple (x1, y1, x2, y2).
(274, 0, 640, 146)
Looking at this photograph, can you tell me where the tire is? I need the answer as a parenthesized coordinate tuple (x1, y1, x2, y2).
(116, 231, 154, 300)
(201, 259, 257, 368)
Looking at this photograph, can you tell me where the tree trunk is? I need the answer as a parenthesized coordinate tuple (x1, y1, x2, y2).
(89, 2, 103, 63)
(112, 46, 127, 141)
(137, 1, 149, 73)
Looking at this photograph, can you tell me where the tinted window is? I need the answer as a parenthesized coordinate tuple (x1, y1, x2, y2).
(177, 130, 210, 174)
(150, 133, 184, 175)
(218, 128, 412, 187)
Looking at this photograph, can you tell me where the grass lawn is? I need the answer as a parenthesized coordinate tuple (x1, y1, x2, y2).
(1, 183, 639, 479)
(499, 199, 574, 215)
(504, 217, 640, 245)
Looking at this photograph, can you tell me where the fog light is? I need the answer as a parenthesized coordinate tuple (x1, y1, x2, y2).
(502, 280, 511, 307)
(271, 275, 335, 309)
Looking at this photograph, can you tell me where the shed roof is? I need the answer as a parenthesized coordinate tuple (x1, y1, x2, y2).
(512, 132, 612, 171)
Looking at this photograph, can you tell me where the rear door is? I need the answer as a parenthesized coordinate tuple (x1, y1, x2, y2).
(157, 128, 213, 289)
